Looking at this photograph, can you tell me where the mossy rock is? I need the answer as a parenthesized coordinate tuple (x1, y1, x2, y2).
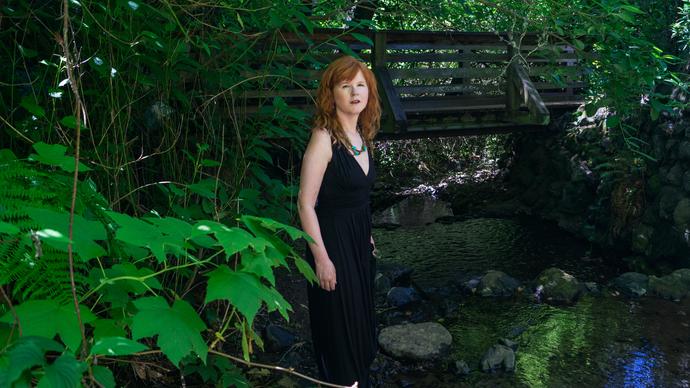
(536, 267, 586, 304)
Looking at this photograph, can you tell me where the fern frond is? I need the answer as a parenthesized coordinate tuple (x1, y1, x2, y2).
(0, 160, 90, 304)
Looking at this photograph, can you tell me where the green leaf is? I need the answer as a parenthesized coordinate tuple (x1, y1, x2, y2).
(59, 115, 87, 131)
(573, 39, 585, 51)
(108, 212, 190, 262)
(215, 356, 250, 387)
(30, 142, 92, 172)
(205, 266, 291, 325)
(90, 336, 148, 356)
(192, 221, 256, 257)
(293, 256, 317, 284)
(92, 366, 115, 388)
(0, 221, 19, 234)
(17, 44, 38, 58)
(606, 115, 620, 128)
(0, 337, 63, 384)
(37, 353, 86, 388)
(615, 12, 634, 24)
(240, 250, 276, 286)
(131, 297, 207, 366)
(26, 207, 107, 260)
(350, 32, 373, 46)
(620, 5, 644, 14)
(0, 300, 96, 351)
(93, 319, 127, 341)
(240, 215, 311, 242)
(20, 96, 45, 118)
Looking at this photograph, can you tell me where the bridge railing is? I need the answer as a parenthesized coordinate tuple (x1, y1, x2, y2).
(242, 28, 584, 135)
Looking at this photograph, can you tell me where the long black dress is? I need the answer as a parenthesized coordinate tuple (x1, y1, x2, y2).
(305, 142, 377, 388)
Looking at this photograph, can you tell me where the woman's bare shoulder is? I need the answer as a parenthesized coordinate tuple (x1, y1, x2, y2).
(306, 128, 333, 159)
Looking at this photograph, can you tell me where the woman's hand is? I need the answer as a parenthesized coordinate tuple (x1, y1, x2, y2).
(315, 258, 337, 291)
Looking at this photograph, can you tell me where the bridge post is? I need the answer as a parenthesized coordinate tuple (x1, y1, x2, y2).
(373, 31, 407, 133)
(506, 42, 520, 119)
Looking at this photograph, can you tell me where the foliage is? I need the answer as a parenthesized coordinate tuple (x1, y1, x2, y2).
(0, 146, 316, 385)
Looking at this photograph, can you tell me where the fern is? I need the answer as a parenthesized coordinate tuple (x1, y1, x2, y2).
(0, 159, 91, 305)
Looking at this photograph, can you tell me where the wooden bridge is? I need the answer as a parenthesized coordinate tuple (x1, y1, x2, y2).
(243, 29, 584, 138)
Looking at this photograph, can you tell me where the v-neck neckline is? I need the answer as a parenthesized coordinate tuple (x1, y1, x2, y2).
(342, 145, 370, 177)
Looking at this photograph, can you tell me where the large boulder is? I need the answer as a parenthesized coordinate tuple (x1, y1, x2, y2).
(477, 270, 521, 297)
(535, 268, 586, 304)
(648, 269, 690, 301)
(378, 322, 452, 360)
(262, 324, 297, 353)
(610, 272, 649, 297)
(480, 343, 516, 372)
(673, 198, 690, 229)
(387, 287, 421, 308)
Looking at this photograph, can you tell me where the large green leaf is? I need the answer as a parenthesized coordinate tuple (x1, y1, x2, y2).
(192, 221, 256, 257)
(240, 250, 276, 286)
(0, 300, 96, 351)
(0, 336, 63, 385)
(0, 221, 19, 235)
(240, 215, 311, 242)
(30, 142, 92, 172)
(205, 266, 291, 325)
(37, 353, 86, 388)
(26, 207, 107, 260)
(90, 336, 148, 356)
(131, 297, 207, 366)
(92, 366, 115, 388)
(108, 212, 191, 262)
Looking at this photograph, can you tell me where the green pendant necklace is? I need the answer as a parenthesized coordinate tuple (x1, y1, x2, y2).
(351, 143, 367, 156)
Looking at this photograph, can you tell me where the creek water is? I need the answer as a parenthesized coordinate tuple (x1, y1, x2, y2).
(371, 195, 690, 387)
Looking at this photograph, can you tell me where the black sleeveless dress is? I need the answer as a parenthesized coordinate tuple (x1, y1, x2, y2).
(305, 142, 377, 388)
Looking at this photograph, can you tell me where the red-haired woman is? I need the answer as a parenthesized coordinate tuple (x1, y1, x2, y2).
(298, 55, 381, 387)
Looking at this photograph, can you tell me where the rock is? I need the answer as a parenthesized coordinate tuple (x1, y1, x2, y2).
(389, 266, 414, 287)
(375, 273, 392, 295)
(668, 163, 685, 186)
(535, 268, 586, 304)
(683, 171, 690, 193)
(584, 282, 600, 294)
(480, 344, 516, 372)
(378, 322, 452, 360)
(464, 277, 481, 294)
(673, 198, 690, 229)
(659, 186, 682, 220)
(648, 269, 690, 301)
(678, 141, 690, 160)
(387, 287, 421, 308)
(262, 324, 297, 353)
(610, 272, 649, 297)
(453, 360, 471, 376)
(498, 338, 518, 350)
(477, 270, 521, 297)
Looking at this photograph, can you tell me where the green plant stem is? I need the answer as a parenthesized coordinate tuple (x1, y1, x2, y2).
(0, 285, 21, 338)
(79, 253, 220, 302)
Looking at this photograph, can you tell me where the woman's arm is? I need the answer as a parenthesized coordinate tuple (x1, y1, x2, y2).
(298, 129, 337, 291)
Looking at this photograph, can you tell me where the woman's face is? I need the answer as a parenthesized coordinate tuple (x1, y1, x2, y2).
(332, 70, 369, 117)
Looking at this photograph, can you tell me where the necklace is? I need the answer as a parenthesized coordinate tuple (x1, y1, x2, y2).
(351, 143, 367, 156)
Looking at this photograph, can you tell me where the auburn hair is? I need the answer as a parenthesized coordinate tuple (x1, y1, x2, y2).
(312, 55, 381, 150)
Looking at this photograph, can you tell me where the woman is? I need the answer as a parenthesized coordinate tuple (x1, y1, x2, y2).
(298, 55, 381, 388)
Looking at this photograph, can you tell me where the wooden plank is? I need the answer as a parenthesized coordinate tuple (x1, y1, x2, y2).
(242, 89, 316, 98)
(377, 124, 546, 140)
(387, 42, 506, 50)
(401, 96, 508, 113)
(397, 84, 503, 95)
(385, 52, 508, 63)
(389, 67, 504, 79)
(375, 67, 408, 132)
(508, 59, 550, 124)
